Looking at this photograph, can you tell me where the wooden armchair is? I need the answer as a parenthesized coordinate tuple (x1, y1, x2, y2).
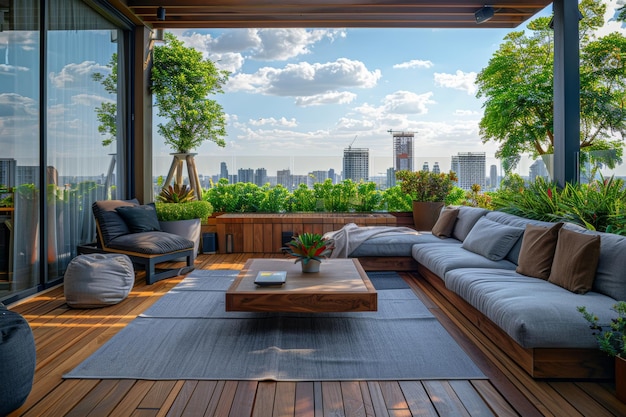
(77, 200, 194, 284)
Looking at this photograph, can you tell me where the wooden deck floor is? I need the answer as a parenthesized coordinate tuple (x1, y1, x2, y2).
(6, 253, 626, 417)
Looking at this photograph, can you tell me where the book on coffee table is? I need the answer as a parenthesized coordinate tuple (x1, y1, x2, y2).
(254, 270, 287, 286)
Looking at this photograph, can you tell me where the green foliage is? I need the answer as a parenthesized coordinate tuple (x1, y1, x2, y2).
(281, 233, 334, 265)
(203, 179, 264, 213)
(155, 200, 213, 222)
(476, 0, 626, 173)
(91, 53, 118, 146)
(258, 184, 290, 213)
(290, 183, 317, 212)
(462, 184, 494, 209)
(152, 33, 229, 153)
(380, 185, 411, 212)
(157, 184, 196, 203)
(492, 175, 626, 234)
(578, 302, 626, 358)
(446, 187, 467, 206)
(395, 170, 458, 203)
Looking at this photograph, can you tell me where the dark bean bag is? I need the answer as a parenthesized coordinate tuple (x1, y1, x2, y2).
(0, 302, 36, 416)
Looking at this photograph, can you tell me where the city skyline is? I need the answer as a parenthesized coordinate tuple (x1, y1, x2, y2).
(148, 2, 625, 180)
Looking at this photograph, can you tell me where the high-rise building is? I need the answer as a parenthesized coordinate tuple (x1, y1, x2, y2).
(529, 159, 549, 182)
(343, 147, 369, 182)
(422, 162, 429, 172)
(432, 162, 441, 174)
(392, 132, 414, 172)
(254, 168, 268, 186)
(310, 170, 328, 184)
(328, 168, 336, 184)
(238, 168, 254, 183)
(277, 169, 292, 188)
(0, 159, 17, 187)
(489, 164, 499, 189)
(386, 167, 396, 189)
(451, 152, 486, 190)
(220, 162, 228, 180)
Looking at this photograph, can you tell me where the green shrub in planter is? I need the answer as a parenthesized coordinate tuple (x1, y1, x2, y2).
(155, 200, 213, 222)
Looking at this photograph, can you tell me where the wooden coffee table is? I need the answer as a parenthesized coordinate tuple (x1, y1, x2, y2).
(225, 258, 377, 313)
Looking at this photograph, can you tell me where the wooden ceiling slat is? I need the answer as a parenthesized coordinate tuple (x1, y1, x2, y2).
(119, 0, 552, 29)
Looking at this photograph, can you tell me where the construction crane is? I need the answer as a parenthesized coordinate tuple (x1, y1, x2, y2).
(348, 135, 358, 149)
(387, 129, 417, 136)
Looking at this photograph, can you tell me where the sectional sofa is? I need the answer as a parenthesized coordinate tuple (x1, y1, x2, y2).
(347, 206, 623, 379)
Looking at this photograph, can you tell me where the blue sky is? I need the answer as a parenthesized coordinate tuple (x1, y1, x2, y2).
(153, 1, 625, 178)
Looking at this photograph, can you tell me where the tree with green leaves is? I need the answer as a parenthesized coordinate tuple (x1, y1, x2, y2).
(92, 53, 117, 147)
(476, 0, 626, 175)
(151, 33, 229, 153)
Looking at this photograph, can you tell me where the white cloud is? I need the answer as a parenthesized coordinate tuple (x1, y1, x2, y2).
(393, 59, 434, 69)
(454, 109, 481, 116)
(295, 91, 357, 106)
(382, 91, 435, 115)
(593, 0, 625, 38)
(72, 93, 111, 107)
(227, 58, 381, 98)
(434, 70, 477, 95)
(0, 64, 30, 75)
(48, 61, 109, 88)
(249, 117, 298, 127)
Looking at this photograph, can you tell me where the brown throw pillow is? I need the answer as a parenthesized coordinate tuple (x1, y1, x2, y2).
(516, 222, 563, 279)
(548, 228, 601, 294)
(431, 208, 459, 238)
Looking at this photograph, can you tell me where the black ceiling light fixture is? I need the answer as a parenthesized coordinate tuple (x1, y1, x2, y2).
(474, 6, 495, 24)
(157, 7, 166, 21)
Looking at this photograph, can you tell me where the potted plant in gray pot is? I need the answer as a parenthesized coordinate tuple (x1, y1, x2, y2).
(395, 169, 458, 231)
(281, 233, 334, 273)
(155, 184, 213, 260)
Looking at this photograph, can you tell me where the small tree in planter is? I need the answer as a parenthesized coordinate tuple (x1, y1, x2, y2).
(152, 33, 229, 199)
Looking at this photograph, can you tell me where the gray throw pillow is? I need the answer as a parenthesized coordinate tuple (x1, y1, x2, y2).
(116, 204, 161, 233)
(461, 217, 524, 261)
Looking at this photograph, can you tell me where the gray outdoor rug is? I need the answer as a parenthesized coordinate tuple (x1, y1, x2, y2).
(64, 269, 486, 381)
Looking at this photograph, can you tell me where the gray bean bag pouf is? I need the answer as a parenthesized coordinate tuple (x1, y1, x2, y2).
(0, 302, 36, 416)
(64, 253, 134, 308)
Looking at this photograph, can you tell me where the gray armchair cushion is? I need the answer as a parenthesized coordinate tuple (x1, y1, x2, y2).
(116, 203, 161, 233)
(92, 199, 139, 245)
(461, 217, 524, 261)
(107, 231, 193, 255)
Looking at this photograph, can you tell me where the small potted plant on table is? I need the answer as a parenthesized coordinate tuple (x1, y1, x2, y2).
(281, 233, 334, 273)
(578, 301, 626, 402)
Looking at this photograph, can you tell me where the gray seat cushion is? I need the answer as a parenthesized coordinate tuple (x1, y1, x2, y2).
(412, 243, 516, 279)
(64, 253, 135, 308)
(108, 231, 193, 254)
(0, 303, 36, 416)
(350, 233, 457, 257)
(444, 268, 619, 349)
(451, 206, 489, 242)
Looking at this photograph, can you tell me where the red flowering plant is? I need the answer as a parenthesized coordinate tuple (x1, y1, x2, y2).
(281, 233, 334, 265)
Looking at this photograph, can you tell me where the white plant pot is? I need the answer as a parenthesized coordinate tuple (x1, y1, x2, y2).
(159, 218, 201, 261)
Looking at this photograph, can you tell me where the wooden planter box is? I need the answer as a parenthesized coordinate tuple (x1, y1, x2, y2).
(214, 212, 398, 254)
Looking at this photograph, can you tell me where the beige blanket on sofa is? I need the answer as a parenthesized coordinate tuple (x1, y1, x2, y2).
(323, 223, 420, 258)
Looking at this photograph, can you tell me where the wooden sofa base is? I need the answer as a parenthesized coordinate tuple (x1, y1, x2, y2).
(77, 243, 194, 285)
(417, 264, 613, 380)
(356, 256, 418, 271)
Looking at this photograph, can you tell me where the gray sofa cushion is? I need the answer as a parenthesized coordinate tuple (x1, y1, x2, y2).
(461, 217, 524, 261)
(444, 268, 618, 349)
(484, 211, 557, 264)
(451, 206, 489, 242)
(349, 233, 439, 257)
(412, 243, 516, 279)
